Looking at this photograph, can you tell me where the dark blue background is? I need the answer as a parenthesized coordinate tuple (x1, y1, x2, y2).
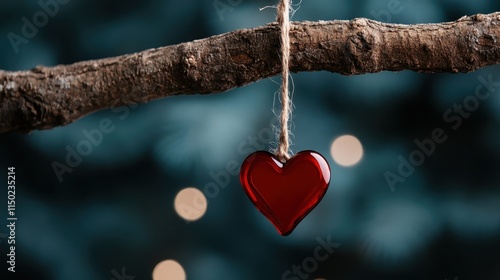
(1, 0, 500, 279)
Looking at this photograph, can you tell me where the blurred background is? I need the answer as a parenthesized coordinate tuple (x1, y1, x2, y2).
(1, 0, 500, 279)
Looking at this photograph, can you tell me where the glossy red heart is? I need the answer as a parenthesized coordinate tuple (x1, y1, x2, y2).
(240, 150, 331, 236)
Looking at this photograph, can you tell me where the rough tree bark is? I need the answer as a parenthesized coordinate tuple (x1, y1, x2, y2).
(1, 12, 500, 133)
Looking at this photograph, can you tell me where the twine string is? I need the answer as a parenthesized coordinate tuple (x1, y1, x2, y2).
(276, 0, 291, 162)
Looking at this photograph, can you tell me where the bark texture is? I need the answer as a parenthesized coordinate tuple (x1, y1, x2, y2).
(1, 12, 500, 133)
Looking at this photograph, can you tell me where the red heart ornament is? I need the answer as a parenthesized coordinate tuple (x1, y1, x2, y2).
(240, 150, 331, 236)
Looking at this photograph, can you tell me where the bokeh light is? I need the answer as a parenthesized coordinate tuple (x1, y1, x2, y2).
(330, 135, 364, 166)
(174, 187, 208, 221)
(152, 259, 186, 280)
(2, 1, 500, 280)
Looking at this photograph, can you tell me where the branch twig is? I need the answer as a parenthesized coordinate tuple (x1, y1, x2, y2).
(1, 13, 500, 133)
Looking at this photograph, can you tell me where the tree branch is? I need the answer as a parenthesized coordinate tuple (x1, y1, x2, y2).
(1, 12, 500, 133)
